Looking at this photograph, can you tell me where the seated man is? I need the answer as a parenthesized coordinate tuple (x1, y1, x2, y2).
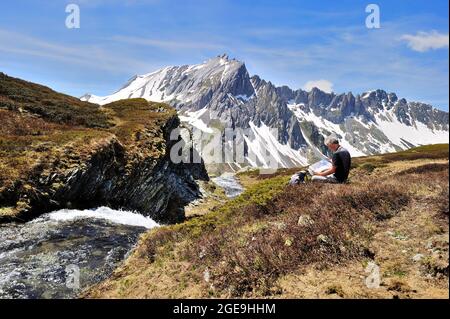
(311, 135, 351, 183)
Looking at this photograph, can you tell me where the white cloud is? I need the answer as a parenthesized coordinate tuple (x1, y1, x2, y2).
(0, 29, 153, 74)
(303, 80, 334, 93)
(401, 31, 449, 52)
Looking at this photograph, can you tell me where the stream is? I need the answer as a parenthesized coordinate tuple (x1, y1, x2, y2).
(211, 173, 244, 198)
(0, 207, 158, 299)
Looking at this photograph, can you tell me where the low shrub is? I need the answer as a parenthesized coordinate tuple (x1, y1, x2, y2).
(437, 186, 449, 218)
(138, 227, 178, 262)
(396, 163, 449, 176)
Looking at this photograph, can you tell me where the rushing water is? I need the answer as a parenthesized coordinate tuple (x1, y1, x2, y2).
(0, 207, 158, 299)
(211, 173, 244, 198)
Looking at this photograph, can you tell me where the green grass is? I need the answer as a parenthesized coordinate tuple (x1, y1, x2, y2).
(131, 143, 449, 297)
(138, 165, 414, 297)
(171, 175, 289, 238)
(83, 142, 449, 299)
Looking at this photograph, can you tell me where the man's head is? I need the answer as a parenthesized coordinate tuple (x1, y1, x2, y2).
(324, 135, 340, 152)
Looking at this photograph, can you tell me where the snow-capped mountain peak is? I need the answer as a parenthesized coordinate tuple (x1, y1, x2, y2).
(83, 55, 253, 110)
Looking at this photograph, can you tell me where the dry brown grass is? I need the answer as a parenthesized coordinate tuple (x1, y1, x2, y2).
(0, 72, 111, 128)
(84, 146, 449, 299)
(0, 109, 66, 136)
(395, 162, 448, 176)
(353, 144, 448, 166)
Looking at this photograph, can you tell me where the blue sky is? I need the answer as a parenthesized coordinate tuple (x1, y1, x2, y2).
(0, 0, 448, 110)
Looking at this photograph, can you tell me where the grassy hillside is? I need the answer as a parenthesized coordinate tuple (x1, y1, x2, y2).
(85, 144, 449, 299)
(0, 72, 110, 128)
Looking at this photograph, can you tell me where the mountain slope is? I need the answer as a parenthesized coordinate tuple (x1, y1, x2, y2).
(82, 55, 449, 168)
(84, 144, 449, 299)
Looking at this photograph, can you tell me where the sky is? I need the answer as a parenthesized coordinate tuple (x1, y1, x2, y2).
(0, 0, 449, 110)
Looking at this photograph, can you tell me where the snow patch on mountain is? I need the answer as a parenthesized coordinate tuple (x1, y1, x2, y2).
(287, 103, 367, 156)
(82, 55, 248, 108)
(244, 121, 307, 168)
(179, 108, 213, 133)
(374, 110, 449, 147)
(178, 109, 307, 169)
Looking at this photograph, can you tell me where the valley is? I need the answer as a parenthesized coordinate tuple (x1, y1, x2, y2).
(0, 70, 448, 300)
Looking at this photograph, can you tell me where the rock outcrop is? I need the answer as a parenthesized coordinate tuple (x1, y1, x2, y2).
(0, 73, 208, 223)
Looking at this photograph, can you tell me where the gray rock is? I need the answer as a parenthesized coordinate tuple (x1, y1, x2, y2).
(298, 214, 315, 227)
(317, 234, 329, 244)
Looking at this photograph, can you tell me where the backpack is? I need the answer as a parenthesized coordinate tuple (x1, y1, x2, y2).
(289, 170, 311, 185)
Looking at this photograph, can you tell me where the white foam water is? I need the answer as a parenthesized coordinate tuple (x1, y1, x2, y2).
(44, 207, 159, 229)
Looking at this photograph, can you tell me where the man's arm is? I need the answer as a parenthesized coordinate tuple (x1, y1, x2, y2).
(314, 165, 336, 177)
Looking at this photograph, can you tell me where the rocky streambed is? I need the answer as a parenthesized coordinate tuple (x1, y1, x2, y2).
(0, 207, 158, 299)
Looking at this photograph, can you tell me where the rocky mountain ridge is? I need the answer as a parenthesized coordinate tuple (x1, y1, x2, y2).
(82, 55, 449, 167)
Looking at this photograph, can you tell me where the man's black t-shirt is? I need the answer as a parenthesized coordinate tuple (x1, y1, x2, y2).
(332, 146, 351, 183)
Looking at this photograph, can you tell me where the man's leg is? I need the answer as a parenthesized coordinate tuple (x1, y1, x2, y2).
(311, 175, 338, 183)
